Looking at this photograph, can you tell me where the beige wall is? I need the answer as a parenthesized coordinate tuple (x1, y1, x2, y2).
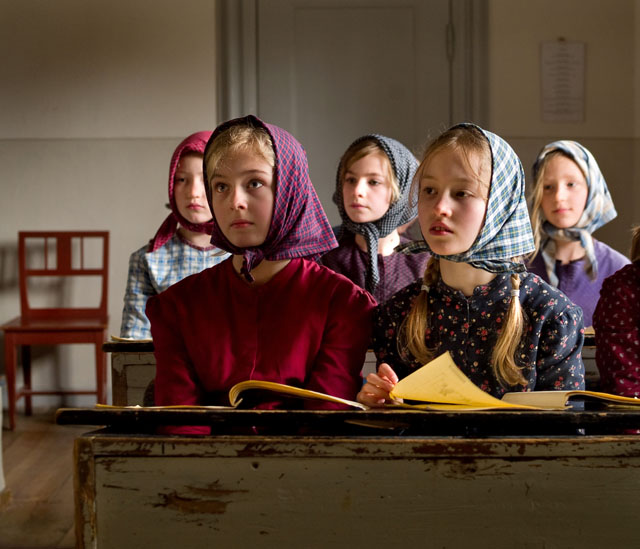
(488, 0, 639, 255)
(0, 0, 217, 408)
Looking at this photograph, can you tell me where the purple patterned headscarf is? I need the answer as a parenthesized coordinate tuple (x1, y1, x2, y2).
(204, 115, 337, 281)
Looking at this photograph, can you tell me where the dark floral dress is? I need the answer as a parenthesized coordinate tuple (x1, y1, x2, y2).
(373, 272, 585, 398)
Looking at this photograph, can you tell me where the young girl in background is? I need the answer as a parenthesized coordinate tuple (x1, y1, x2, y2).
(320, 135, 429, 303)
(358, 124, 585, 407)
(593, 226, 640, 396)
(147, 116, 375, 432)
(527, 140, 629, 327)
(120, 131, 229, 339)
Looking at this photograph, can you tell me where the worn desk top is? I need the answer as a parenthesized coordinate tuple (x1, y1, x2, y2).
(56, 407, 640, 437)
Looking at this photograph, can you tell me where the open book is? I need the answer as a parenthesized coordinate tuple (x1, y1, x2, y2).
(389, 352, 640, 410)
(97, 351, 640, 412)
(97, 379, 367, 411)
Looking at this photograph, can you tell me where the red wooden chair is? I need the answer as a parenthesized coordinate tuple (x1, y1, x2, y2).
(1, 231, 109, 429)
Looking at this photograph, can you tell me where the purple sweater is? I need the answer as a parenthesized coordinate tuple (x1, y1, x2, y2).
(320, 232, 429, 304)
(527, 239, 630, 327)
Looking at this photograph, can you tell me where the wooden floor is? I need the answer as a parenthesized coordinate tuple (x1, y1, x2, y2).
(0, 410, 90, 549)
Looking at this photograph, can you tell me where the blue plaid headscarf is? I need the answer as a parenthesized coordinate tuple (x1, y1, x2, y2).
(204, 115, 337, 282)
(399, 123, 535, 273)
(333, 134, 419, 292)
(533, 140, 617, 286)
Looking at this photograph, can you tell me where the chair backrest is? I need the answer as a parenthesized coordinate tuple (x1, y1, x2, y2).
(18, 231, 109, 321)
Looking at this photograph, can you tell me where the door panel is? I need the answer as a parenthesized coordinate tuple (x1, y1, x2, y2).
(257, 0, 451, 224)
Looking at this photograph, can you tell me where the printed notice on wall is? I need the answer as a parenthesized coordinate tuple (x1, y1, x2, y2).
(540, 40, 585, 123)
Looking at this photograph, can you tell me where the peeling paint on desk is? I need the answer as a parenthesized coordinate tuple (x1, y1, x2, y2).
(73, 435, 640, 547)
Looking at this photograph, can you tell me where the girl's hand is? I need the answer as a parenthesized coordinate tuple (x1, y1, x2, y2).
(357, 363, 401, 407)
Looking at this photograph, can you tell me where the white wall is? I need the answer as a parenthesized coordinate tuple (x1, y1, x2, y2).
(0, 0, 218, 409)
(487, 0, 639, 255)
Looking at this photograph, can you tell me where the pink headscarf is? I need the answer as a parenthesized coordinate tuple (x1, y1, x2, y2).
(148, 131, 214, 252)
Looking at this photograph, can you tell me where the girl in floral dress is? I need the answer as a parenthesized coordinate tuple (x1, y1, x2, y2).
(358, 124, 585, 407)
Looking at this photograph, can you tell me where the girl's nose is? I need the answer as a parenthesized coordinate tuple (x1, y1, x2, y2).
(187, 175, 206, 197)
(433, 195, 452, 216)
(354, 179, 367, 198)
(230, 186, 247, 209)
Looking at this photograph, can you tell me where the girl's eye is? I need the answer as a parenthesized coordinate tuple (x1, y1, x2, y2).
(455, 190, 471, 199)
(248, 180, 263, 189)
(421, 186, 436, 196)
(213, 182, 227, 193)
(368, 179, 381, 186)
(343, 177, 356, 185)
(175, 176, 186, 184)
(567, 181, 576, 187)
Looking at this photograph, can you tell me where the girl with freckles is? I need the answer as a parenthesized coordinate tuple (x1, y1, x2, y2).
(358, 124, 585, 407)
(147, 116, 375, 433)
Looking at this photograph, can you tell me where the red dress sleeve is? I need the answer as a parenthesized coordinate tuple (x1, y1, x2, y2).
(302, 280, 376, 407)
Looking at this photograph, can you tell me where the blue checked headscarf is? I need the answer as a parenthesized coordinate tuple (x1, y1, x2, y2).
(399, 123, 535, 273)
(333, 134, 419, 292)
(533, 140, 617, 286)
(204, 115, 337, 282)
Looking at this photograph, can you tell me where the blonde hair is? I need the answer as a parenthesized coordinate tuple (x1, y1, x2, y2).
(400, 126, 527, 388)
(204, 123, 275, 191)
(631, 225, 640, 262)
(529, 150, 586, 257)
(339, 139, 400, 203)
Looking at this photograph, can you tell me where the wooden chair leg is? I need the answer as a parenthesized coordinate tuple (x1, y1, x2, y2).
(21, 345, 32, 416)
(4, 335, 17, 431)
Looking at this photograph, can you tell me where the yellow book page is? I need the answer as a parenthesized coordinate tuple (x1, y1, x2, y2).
(503, 389, 640, 408)
(389, 352, 536, 409)
(228, 380, 368, 410)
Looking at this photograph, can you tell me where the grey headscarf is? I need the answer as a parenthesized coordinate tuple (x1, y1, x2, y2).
(333, 134, 419, 292)
(533, 140, 617, 286)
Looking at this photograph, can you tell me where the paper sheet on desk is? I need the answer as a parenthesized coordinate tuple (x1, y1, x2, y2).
(389, 352, 529, 409)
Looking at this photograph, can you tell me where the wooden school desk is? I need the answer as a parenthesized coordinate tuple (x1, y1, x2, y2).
(103, 340, 155, 406)
(57, 407, 640, 549)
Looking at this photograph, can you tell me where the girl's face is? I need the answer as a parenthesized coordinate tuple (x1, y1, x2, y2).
(174, 153, 212, 224)
(418, 147, 489, 256)
(342, 152, 394, 223)
(540, 155, 588, 229)
(208, 149, 275, 248)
